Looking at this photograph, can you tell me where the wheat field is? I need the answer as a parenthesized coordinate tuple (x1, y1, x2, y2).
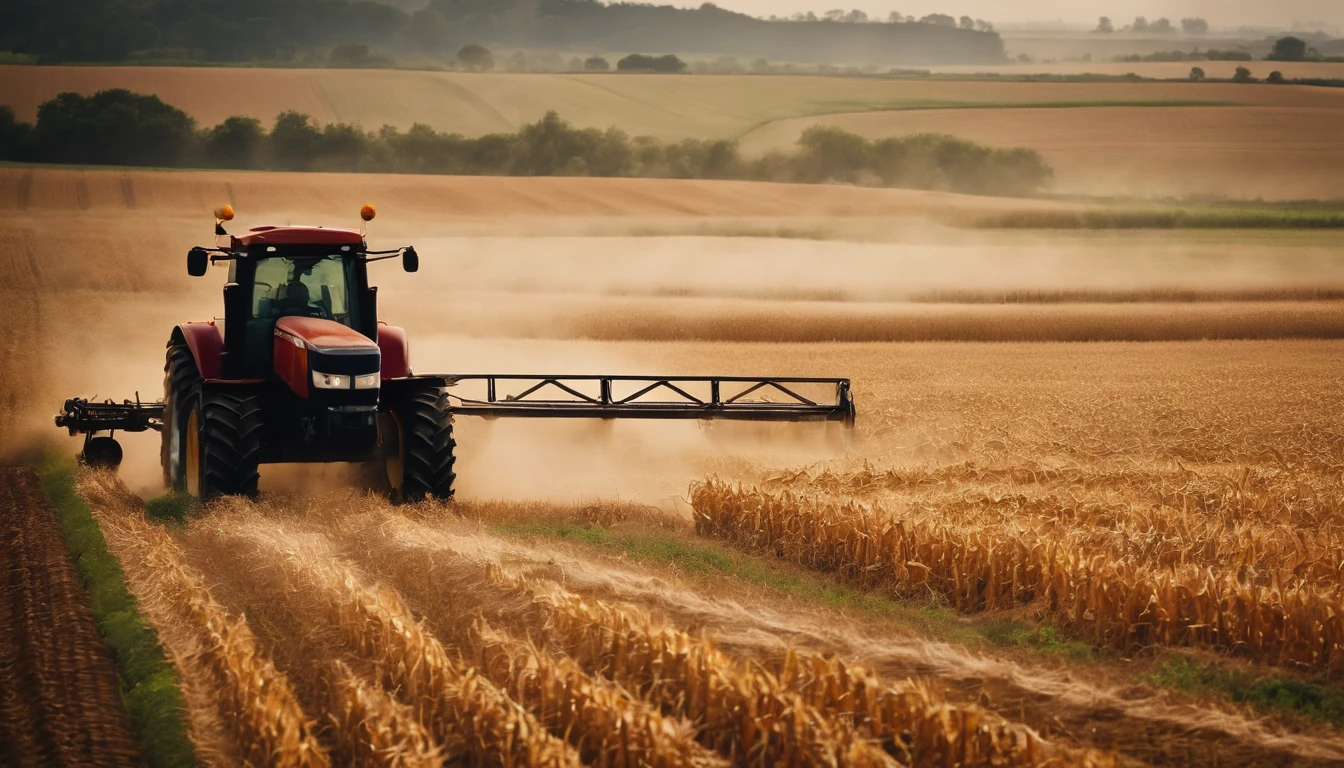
(5, 163, 1344, 765)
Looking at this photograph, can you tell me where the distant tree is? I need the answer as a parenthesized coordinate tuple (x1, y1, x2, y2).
(508, 50, 528, 70)
(584, 55, 610, 71)
(887, 11, 903, 23)
(202, 116, 264, 168)
(33, 90, 196, 166)
(0, 106, 32, 162)
(1188, 66, 1205, 81)
(751, 57, 771, 72)
(457, 44, 494, 71)
(1131, 16, 1149, 33)
(409, 9, 451, 52)
(974, 19, 994, 32)
(329, 42, 372, 67)
(1232, 66, 1254, 82)
(1181, 18, 1209, 35)
(1094, 17, 1114, 33)
(1267, 70, 1285, 83)
(1268, 36, 1309, 61)
(1150, 17, 1175, 34)
(843, 9, 869, 23)
(823, 9, 845, 21)
(616, 53, 687, 73)
(270, 111, 322, 170)
(919, 13, 956, 27)
(959, 15, 974, 30)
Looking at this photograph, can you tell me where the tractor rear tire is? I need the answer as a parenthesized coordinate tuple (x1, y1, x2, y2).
(162, 341, 201, 490)
(387, 383, 455, 503)
(196, 388, 265, 499)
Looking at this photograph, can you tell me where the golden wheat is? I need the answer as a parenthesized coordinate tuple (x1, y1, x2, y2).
(76, 474, 330, 768)
(692, 480, 1344, 668)
(258, 540, 582, 768)
(473, 620, 729, 768)
(321, 661, 442, 768)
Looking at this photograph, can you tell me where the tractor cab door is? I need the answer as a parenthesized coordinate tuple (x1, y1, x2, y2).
(234, 254, 363, 377)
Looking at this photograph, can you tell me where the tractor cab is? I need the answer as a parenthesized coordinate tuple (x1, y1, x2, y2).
(189, 207, 418, 381)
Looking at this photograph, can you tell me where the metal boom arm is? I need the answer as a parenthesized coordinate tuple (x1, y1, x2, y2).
(436, 375, 855, 427)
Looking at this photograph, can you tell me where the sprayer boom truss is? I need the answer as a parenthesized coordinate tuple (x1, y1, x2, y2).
(441, 375, 855, 425)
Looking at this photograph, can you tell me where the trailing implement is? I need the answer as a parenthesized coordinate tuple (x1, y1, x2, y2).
(56, 205, 854, 500)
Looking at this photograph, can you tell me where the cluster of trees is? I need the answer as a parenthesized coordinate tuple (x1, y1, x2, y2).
(1265, 36, 1343, 62)
(1188, 66, 1288, 83)
(0, 90, 1053, 197)
(3, 0, 1007, 67)
(772, 10, 994, 32)
(1116, 49, 1252, 62)
(1094, 16, 1210, 35)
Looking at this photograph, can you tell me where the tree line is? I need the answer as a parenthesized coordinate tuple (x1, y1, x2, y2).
(0, 90, 1053, 197)
(1094, 16, 1210, 35)
(3, 0, 1007, 67)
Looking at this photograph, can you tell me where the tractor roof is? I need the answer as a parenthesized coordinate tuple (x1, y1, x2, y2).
(231, 226, 364, 250)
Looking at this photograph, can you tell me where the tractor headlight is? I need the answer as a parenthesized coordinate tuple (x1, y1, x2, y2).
(312, 371, 351, 390)
(354, 373, 380, 390)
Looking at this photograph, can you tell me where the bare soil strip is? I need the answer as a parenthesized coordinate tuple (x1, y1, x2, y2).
(0, 467, 142, 767)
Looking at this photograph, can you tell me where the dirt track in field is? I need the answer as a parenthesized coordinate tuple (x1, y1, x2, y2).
(0, 467, 142, 767)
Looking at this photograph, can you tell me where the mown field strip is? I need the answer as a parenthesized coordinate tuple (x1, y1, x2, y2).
(76, 472, 328, 767)
(315, 508, 1084, 767)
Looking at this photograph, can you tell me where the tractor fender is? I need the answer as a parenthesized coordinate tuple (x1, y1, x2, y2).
(378, 324, 411, 379)
(173, 323, 224, 380)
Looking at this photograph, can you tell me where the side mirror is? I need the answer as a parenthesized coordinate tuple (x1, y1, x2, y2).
(402, 246, 419, 273)
(187, 247, 209, 277)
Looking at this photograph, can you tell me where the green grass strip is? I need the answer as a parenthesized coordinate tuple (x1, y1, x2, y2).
(1149, 657, 1344, 725)
(37, 453, 198, 768)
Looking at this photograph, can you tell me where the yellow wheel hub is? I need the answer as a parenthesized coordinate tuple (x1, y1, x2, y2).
(185, 410, 201, 497)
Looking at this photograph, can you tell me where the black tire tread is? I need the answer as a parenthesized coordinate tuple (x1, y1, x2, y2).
(199, 388, 265, 498)
(396, 385, 455, 502)
(161, 341, 200, 489)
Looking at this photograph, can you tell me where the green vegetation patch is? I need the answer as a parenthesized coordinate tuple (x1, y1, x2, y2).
(1150, 656, 1344, 725)
(145, 492, 199, 525)
(38, 453, 197, 768)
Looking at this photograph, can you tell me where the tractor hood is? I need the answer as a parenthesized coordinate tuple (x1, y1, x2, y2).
(273, 317, 380, 400)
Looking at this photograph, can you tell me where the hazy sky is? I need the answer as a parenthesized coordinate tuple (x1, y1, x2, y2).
(698, 1, 1343, 28)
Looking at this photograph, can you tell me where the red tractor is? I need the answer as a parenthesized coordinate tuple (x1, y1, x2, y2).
(57, 207, 855, 500)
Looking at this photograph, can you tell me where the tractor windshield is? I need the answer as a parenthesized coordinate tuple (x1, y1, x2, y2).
(251, 255, 359, 329)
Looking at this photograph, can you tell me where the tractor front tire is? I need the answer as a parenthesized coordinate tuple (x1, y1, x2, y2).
(196, 388, 265, 498)
(387, 383, 455, 503)
(162, 341, 201, 490)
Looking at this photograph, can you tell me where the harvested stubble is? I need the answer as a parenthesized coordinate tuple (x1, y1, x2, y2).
(321, 661, 442, 768)
(348, 510, 1079, 767)
(472, 619, 729, 768)
(534, 586, 1069, 767)
(255, 535, 582, 768)
(692, 480, 1344, 668)
(75, 475, 330, 768)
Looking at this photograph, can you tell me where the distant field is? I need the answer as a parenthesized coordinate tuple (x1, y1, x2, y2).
(2, 65, 1339, 140)
(4, 65, 1341, 199)
(740, 105, 1344, 199)
(929, 60, 1344, 80)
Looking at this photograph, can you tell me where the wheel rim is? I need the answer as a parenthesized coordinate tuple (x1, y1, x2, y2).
(384, 412, 404, 497)
(185, 410, 201, 497)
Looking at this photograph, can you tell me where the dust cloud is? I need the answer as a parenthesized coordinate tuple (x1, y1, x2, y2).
(5, 167, 1342, 501)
